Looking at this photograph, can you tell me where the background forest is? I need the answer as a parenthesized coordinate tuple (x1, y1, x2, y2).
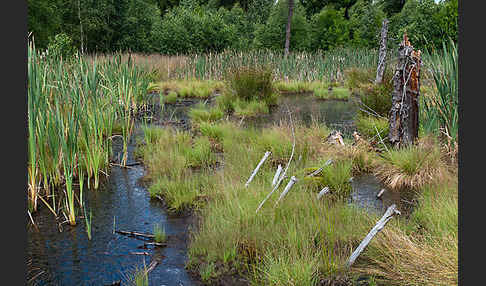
(28, 0, 457, 56)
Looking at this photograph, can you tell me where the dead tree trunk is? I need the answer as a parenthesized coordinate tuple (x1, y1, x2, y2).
(375, 19, 389, 84)
(284, 0, 294, 58)
(388, 33, 422, 147)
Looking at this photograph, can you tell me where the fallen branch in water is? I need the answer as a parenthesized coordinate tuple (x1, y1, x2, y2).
(145, 260, 159, 275)
(130, 252, 150, 256)
(115, 230, 155, 239)
(143, 241, 167, 247)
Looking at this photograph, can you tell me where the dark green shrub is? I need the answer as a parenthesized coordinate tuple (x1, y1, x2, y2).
(388, 0, 457, 51)
(225, 65, 275, 104)
(348, 0, 386, 49)
(358, 82, 392, 118)
(310, 6, 350, 51)
(47, 33, 77, 59)
(152, 5, 234, 54)
(344, 67, 374, 89)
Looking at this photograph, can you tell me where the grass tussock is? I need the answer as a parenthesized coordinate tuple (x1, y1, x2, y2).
(155, 79, 224, 99)
(374, 136, 448, 190)
(188, 103, 225, 123)
(139, 126, 218, 212)
(314, 87, 351, 101)
(354, 227, 457, 286)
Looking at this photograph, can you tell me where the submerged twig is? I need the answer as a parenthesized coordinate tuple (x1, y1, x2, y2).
(115, 230, 155, 239)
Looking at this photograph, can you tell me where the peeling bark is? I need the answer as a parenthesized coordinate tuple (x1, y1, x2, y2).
(388, 34, 422, 147)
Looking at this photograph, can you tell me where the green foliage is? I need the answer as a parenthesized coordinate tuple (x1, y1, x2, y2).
(152, 5, 235, 54)
(47, 33, 77, 59)
(389, 0, 457, 51)
(348, 0, 386, 49)
(310, 6, 349, 51)
(358, 81, 393, 118)
(28, 0, 62, 49)
(253, 0, 311, 52)
(153, 224, 167, 243)
(355, 114, 389, 139)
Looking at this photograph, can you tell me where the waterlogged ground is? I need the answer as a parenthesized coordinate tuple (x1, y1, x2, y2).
(27, 133, 201, 286)
(27, 92, 398, 286)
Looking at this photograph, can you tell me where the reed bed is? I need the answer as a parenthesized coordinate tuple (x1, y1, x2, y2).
(28, 41, 151, 224)
(421, 41, 458, 150)
(88, 48, 380, 83)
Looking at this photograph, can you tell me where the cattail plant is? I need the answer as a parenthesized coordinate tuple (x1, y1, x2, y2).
(27, 40, 151, 220)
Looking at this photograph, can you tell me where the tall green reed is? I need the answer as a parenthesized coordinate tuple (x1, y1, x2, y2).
(422, 40, 458, 144)
(167, 48, 379, 82)
(27, 41, 151, 222)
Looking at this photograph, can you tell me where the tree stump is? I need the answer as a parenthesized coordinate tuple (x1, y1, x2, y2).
(388, 33, 422, 147)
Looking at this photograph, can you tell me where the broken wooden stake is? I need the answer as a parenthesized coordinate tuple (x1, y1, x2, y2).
(272, 164, 283, 187)
(317, 187, 330, 200)
(307, 159, 333, 178)
(256, 106, 296, 213)
(327, 131, 344, 146)
(376, 189, 386, 198)
(346, 204, 401, 268)
(274, 176, 298, 206)
(245, 151, 271, 187)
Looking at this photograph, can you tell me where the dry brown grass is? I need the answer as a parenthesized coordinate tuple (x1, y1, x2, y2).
(374, 136, 448, 190)
(354, 227, 458, 286)
(85, 53, 189, 81)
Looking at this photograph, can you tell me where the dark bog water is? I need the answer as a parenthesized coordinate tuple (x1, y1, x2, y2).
(244, 93, 359, 136)
(27, 132, 200, 286)
(349, 174, 402, 214)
